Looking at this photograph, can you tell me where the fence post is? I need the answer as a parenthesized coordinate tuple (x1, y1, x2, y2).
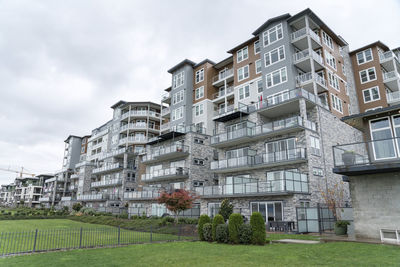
(118, 226, 120, 245)
(150, 226, 152, 243)
(32, 229, 38, 252)
(178, 224, 181, 241)
(79, 227, 83, 248)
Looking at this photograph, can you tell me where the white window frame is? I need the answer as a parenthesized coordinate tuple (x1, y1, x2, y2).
(195, 68, 204, 84)
(255, 59, 262, 74)
(237, 46, 249, 63)
(265, 67, 287, 88)
(264, 45, 285, 67)
(254, 40, 260, 54)
(195, 86, 204, 100)
(369, 117, 397, 160)
(310, 136, 321, 156)
(172, 107, 184, 121)
(356, 48, 373, 65)
(331, 94, 343, 113)
(359, 67, 377, 84)
(238, 84, 250, 100)
(172, 71, 184, 89)
(172, 90, 184, 105)
(237, 65, 249, 82)
(256, 79, 263, 94)
(322, 31, 333, 50)
(194, 103, 204, 117)
(362, 86, 380, 103)
(328, 71, 340, 91)
(325, 50, 337, 70)
(263, 23, 283, 47)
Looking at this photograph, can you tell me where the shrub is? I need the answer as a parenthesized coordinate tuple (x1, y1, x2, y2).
(72, 203, 83, 212)
(335, 220, 350, 227)
(159, 216, 175, 226)
(178, 217, 198, 225)
(228, 213, 243, 244)
(198, 214, 211, 241)
(203, 223, 213, 242)
(80, 207, 96, 216)
(238, 224, 252, 244)
(219, 199, 233, 222)
(216, 224, 229, 243)
(250, 212, 266, 245)
(212, 214, 225, 240)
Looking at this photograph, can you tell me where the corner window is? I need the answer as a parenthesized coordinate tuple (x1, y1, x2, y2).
(265, 67, 287, 88)
(263, 24, 283, 47)
(254, 40, 260, 54)
(172, 71, 184, 89)
(264, 45, 285, 67)
(322, 31, 333, 50)
(331, 94, 343, 113)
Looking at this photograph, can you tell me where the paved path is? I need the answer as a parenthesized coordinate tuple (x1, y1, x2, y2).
(273, 239, 320, 244)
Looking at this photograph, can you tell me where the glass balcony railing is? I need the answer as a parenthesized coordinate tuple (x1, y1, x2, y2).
(124, 190, 160, 200)
(333, 137, 400, 167)
(212, 86, 234, 100)
(196, 171, 308, 196)
(212, 68, 234, 84)
(291, 27, 321, 45)
(383, 71, 399, 81)
(379, 51, 400, 64)
(121, 110, 160, 120)
(77, 193, 108, 201)
(142, 144, 189, 162)
(141, 167, 189, 181)
(387, 91, 400, 104)
(91, 178, 122, 188)
(92, 163, 122, 174)
(211, 148, 307, 171)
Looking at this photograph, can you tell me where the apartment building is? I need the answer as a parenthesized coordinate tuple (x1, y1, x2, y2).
(349, 42, 400, 113)
(0, 183, 15, 205)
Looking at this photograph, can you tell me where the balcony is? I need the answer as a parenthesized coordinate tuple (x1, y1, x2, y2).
(212, 68, 234, 87)
(121, 110, 160, 120)
(98, 147, 128, 161)
(92, 163, 122, 174)
(118, 136, 147, 146)
(382, 71, 400, 91)
(248, 88, 328, 118)
(70, 174, 79, 179)
(379, 51, 400, 72)
(142, 144, 189, 163)
(293, 49, 325, 72)
(161, 107, 170, 117)
(161, 92, 171, 104)
(124, 190, 160, 200)
(88, 129, 109, 142)
(120, 123, 148, 133)
(211, 116, 316, 148)
(387, 91, 400, 105)
(296, 72, 327, 93)
(213, 103, 249, 122)
(77, 193, 108, 201)
(160, 122, 170, 132)
(141, 167, 189, 182)
(196, 171, 309, 198)
(68, 185, 77, 191)
(212, 86, 234, 103)
(91, 178, 122, 188)
(333, 137, 400, 175)
(291, 27, 322, 50)
(39, 197, 50, 202)
(211, 148, 307, 173)
(61, 196, 72, 201)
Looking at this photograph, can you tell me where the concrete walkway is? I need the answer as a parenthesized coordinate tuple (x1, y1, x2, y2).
(273, 239, 320, 244)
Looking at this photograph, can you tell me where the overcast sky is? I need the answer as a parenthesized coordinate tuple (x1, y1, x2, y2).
(0, 0, 399, 184)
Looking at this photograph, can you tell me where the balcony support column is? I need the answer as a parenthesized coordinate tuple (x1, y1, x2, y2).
(299, 98, 308, 121)
(305, 16, 318, 97)
(224, 78, 228, 113)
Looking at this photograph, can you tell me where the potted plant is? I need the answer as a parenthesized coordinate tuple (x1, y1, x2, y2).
(334, 220, 350, 235)
(342, 150, 356, 165)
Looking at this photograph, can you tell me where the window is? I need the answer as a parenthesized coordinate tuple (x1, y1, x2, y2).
(251, 201, 283, 222)
(328, 72, 340, 91)
(237, 65, 249, 81)
(363, 86, 380, 103)
(193, 158, 205, 166)
(257, 79, 263, 93)
(254, 40, 260, 54)
(172, 90, 184, 104)
(312, 167, 323, 176)
(359, 67, 376, 84)
(263, 24, 283, 47)
(255, 59, 262, 74)
(172, 71, 184, 89)
(344, 83, 349, 95)
(369, 117, 397, 160)
(208, 203, 220, 218)
(238, 85, 250, 100)
(194, 138, 204, 144)
(310, 136, 321, 156)
(265, 138, 296, 161)
(195, 86, 204, 100)
(266, 67, 287, 88)
(194, 103, 204, 116)
(342, 63, 346, 76)
(195, 68, 204, 83)
(325, 51, 337, 70)
(356, 48, 373, 65)
(331, 94, 343, 113)
(237, 46, 248, 63)
(264, 45, 285, 67)
(172, 107, 183, 121)
(322, 31, 333, 50)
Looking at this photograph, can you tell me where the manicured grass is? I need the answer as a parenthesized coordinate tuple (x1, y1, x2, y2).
(1, 241, 399, 266)
(0, 219, 108, 231)
(266, 233, 320, 242)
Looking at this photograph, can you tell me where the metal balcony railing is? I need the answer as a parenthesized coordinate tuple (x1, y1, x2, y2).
(118, 136, 147, 145)
(77, 193, 108, 201)
(212, 68, 234, 84)
(142, 144, 189, 162)
(333, 137, 400, 167)
(141, 167, 189, 181)
(383, 71, 398, 81)
(92, 163, 122, 174)
(387, 91, 400, 104)
(121, 110, 160, 120)
(91, 178, 122, 188)
(124, 190, 160, 200)
(212, 86, 234, 100)
(291, 27, 321, 44)
(379, 51, 400, 64)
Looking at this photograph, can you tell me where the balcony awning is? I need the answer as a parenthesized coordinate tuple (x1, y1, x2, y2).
(147, 131, 186, 145)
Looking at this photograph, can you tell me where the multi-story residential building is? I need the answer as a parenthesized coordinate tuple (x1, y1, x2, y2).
(13, 177, 43, 207)
(0, 183, 16, 206)
(332, 105, 400, 240)
(349, 42, 400, 113)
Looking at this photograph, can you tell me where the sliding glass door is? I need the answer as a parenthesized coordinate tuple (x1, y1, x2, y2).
(369, 118, 396, 160)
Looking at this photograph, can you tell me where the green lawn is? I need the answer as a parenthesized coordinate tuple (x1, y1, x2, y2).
(1, 241, 399, 266)
(0, 219, 183, 255)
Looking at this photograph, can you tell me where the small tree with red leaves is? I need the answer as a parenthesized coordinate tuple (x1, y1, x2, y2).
(157, 189, 197, 223)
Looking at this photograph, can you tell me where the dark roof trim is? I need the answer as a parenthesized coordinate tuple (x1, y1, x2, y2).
(193, 59, 215, 68)
(164, 86, 172, 92)
(64, 135, 82, 143)
(227, 36, 259, 53)
(341, 104, 400, 122)
(213, 56, 233, 69)
(252, 13, 291, 35)
(349, 41, 390, 55)
(111, 101, 161, 109)
(167, 59, 196, 74)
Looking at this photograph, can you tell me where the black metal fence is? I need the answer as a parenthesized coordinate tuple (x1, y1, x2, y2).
(0, 225, 196, 257)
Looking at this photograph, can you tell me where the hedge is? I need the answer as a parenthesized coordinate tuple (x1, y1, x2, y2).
(228, 213, 243, 244)
(216, 224, 229, 243)
(212, 214, 225, 240)
(250, 212, 266, 245)
(198, 214, 211, 241)
(203, 223, 213, 242)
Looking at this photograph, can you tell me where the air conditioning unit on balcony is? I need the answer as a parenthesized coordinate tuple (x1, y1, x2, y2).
(193, 181, 204, 187)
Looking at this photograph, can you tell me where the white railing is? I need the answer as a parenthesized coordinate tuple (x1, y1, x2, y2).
(379, 51, 400, 64)
(212, 68, 234, 84)
(293, 49, 310, 62)
(118, 136, 147, 145)
(213, 104, 235, 117)
(383, 71, 398, 81)
(387, 91, 400, 104)
(311, 50, 324, 65)
(39, 197, 50, 202)
(92, 163, 121, 174)
(142, 144, 189, 162)
(98, 147, 127, 161)
(121, 110, 160, 120)
(88, 129, 109, 143)
(162, 92, 171, 101)
(291, 27, 321, 44)
(61, 196, 72, 201)
(70, 174, 79, 179)
(161, 107, 170, 116)
(296, 72, 327, 88)
(120, 123, 148, 132)
(141, 167, 189, 181)
(77, 193, 105, 201)
(160, 122, 170, 131)
(91, 178, 122, 187)
(212, 86, 234, 100)
(124, 190, 160, 200)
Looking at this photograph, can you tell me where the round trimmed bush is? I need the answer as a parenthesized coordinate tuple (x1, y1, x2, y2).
(198, 214, 211, 241)
(203, 223, 213, 242)
(228, 213, 243, 244)
(238, 224, 252, 244)
(216, 224, 229, 243)
(212, 214, 224, 240)
(250, 212, 266, 245)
